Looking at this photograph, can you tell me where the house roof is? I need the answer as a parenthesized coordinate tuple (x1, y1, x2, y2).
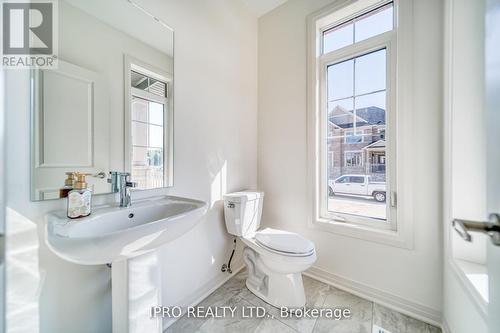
(363, 139, 386, 150)
(329, 106, 385, 129)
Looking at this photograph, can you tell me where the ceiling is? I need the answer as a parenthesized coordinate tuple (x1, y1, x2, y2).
(64, 0, 173, 56)
(239, 0, 289, 17)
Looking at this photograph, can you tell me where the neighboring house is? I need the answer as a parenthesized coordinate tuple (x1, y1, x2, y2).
(328, 105, 386, 181)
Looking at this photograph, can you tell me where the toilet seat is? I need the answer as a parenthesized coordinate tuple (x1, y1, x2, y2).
(255, 228, 315, 257)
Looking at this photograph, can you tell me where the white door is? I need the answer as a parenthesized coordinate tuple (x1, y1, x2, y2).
(446, 1, 500, 332)
(0, 63, 6, 332)
(31, 60, 110, 200)
(485, 0, 500, 331)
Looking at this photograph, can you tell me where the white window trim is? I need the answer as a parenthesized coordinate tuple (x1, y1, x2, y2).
(307, 0, 415, 249)
(344, 150, 363, 167)
(344, 129, 364, 143)
(124, 54, 174, 189)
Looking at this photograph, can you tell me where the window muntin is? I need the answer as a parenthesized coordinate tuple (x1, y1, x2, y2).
(322, 2, 394, 54)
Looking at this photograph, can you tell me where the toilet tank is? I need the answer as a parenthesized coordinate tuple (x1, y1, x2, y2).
(223, 191, 264, 237)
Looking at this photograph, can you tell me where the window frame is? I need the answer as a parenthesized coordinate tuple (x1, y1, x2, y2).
(307, 0, 415, 248)
(344, 150, 363, 167)
(124, 55, 173, 189)
(319, 30, 396, 230)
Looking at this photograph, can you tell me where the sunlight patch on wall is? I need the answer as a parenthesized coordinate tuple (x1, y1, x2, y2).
(210, 160, 227, 208)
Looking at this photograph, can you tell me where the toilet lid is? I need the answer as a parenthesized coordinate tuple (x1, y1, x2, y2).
(255, 228, 315, 255)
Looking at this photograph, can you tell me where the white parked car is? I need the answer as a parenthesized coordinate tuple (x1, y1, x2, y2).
(328, 175, 387, 202)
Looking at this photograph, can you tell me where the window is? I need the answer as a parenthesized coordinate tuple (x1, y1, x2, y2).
(131, 71, 167, 97)
(337, 176, 349, 183)
(345, 130, 364, 144)
(310, 0, 398, 233)
(350, 176, 365, 183)
(322, 3, 393, 53)
(127, 59, 172, 190)
(344, 151, 362, 167)
(131, 97, 165, 189)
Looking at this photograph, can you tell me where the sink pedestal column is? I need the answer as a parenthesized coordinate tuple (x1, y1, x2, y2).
(111, 252, 163, 333)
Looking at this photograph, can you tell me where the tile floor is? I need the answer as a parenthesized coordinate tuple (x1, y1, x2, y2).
(166, 269, 441, 333)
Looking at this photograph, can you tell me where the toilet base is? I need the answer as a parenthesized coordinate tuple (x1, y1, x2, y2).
(245, 272, 306, 309)
(242, 246, 307, 309)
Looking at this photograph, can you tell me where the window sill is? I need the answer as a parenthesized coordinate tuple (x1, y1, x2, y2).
(449, 258, 488, 317)
(311, 217, 413, 249)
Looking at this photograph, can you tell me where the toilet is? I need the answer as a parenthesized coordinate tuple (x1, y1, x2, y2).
(223, 191, 316, 309)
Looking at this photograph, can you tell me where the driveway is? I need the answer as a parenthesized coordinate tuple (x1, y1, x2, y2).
(328, 195, 386, 220)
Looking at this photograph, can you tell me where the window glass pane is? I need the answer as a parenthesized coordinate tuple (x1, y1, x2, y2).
(328, 98, 354, 141)
(131, 70, 167, 97)
(131, 97, 148, 122)
(351, 176, 365, 183)
(337, 176, 348, 183)
(328, 97, 353, 113)
(149, 102, 164, 126)
(148, 148, 163, 167)
(328, 59, 354, 100)
(132, 146, 148, 165)
(132, 147, 164, 190)
(355, 49, 386, 95)
(345, 130, 363, 144)
(322, 3, 394, 55)
(131, 71, 149, 91)
(323, 22, 353, 53)
(355, 4, 393, 43)
(355, 91, 386, 111)
(131, 121, 148, 146)
(326, 52, 387, 221)
(149, 125, 163, 148)
(355, 92, 386, 137)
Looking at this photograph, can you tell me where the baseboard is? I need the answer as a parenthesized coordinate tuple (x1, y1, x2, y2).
(162, 265, 245, 331)
(304, 266, 443, 328)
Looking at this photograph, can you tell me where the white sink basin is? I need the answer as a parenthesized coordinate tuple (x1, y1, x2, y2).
(45, 195, 208, 265)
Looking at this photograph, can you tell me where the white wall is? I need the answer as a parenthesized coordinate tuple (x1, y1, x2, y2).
(258, 0, 443, 323)
(5, 0, 257, 332)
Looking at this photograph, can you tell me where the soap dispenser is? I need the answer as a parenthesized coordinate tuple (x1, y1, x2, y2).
(67, 173, 92, 219)
(60, 172, 76, 198)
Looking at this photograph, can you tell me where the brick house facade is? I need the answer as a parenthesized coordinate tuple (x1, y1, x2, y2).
(327, 105, 386, 181)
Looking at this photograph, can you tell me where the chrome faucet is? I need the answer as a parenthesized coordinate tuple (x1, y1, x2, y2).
(108, 172, 137, 207)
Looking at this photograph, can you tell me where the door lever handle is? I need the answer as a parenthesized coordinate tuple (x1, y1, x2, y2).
(452, 213, 500, 246)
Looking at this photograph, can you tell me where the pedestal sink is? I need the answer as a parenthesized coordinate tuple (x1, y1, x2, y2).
(45, 195, 208, 333)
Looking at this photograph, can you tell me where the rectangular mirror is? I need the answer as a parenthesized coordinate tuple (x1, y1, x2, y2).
(30, 0, 174, 201)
